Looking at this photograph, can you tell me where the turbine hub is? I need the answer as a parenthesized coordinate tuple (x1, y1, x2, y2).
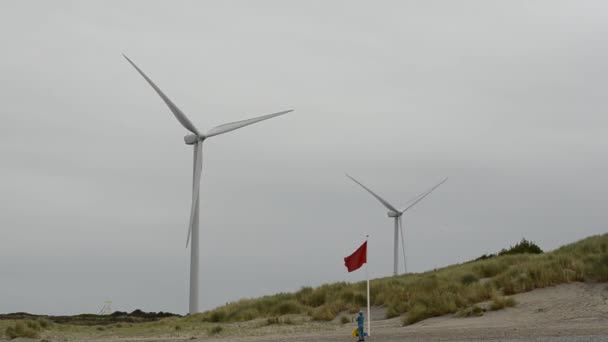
(387, 211, 400, 218)
(184, 134, 204, 145)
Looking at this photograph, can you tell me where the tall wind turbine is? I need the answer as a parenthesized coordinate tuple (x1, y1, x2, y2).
(123, 54, 294, 314)
(346, 174, 447, 276)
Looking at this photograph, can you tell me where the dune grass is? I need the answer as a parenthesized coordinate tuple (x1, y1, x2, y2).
(489, 296, 516, 311)
(3, 234, 607, 340)
(193, 234, 608, 326)
(3, 318, 52, 339)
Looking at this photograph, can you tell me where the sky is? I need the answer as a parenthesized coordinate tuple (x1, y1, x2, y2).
(1, 0, 607, 315)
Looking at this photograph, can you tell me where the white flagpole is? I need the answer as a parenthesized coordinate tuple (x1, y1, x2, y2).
(366, 234, 371, 337)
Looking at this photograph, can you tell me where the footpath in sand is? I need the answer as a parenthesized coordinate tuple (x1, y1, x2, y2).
(185, 282, 608, 341)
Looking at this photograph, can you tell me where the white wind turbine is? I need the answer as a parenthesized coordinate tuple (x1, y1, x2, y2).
(123, 54, 294, 314)
(346, 174, 447, 276)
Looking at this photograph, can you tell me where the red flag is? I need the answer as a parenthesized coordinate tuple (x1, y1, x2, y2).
(344, 241, 367, 272)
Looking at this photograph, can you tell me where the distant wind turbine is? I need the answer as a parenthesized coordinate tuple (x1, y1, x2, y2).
(346, 174, 447, 276)
(124, 54, 294, 314)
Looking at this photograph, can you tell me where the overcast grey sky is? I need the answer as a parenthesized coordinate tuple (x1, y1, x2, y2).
(1, 1, 607, 315)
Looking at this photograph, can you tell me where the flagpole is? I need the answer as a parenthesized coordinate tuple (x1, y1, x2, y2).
(366, 234, 370, 337)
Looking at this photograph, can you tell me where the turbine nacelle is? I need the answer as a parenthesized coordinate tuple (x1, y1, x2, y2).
(387, 211, 401, 218)
(184, 134, 204, 145)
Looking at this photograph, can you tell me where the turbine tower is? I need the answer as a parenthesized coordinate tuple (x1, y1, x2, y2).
(346, 174, 447, 276)
(124, 54, 294, 314)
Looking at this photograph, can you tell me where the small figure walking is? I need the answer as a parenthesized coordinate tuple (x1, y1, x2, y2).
(357, 311, 365, 341)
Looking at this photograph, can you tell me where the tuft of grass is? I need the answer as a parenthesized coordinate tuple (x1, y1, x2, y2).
(490, 296, 516, 311)
(208, 325, 223, 336)
(263, 316, 295, 325)
(385, 305, 401, 319)
(5, 321, 41, 339)
(340, 316, 350, 324)
(208, 310, 227, 322)
(36, 317, 51, 329)
(461, 273, 478, 285)
(265, 317, 280, 325)
(403, 303, 428, 325)
(311, 303, 344, 321)
(456, 305, 485, 317)
(274, 300, 305, 315)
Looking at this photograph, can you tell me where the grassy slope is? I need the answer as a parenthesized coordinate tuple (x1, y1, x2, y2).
(194, 233, 608, 325)
(3, 234, 607, 340)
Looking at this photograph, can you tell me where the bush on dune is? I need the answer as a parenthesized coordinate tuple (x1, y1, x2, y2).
(499, 238, 543, 256)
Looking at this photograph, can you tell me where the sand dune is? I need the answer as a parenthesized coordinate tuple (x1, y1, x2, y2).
(180, 282, 608, 341)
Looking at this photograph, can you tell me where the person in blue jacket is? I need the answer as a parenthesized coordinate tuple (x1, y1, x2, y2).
(356, 311, 365, 341)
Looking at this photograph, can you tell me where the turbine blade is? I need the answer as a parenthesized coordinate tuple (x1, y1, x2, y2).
(123, 54, 201, 136)
(186, 141, 203, 247)
(345, 174, 400, 213)
(401, 177, 448, 213)
(205, 110, 293, 138)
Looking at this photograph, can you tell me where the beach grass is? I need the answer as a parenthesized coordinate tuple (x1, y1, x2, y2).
(194, 234, 608, 325)
(3, 234, 608, 340)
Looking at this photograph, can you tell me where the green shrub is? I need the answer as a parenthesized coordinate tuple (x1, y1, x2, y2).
(340, 316, 350, 324)
(499, 238, 543, 256)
